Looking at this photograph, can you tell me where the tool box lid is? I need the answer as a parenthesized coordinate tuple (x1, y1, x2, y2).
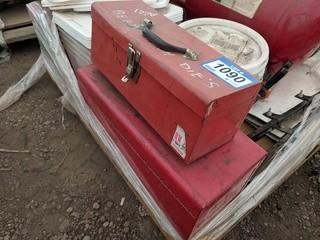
(92, 1, 261, 118)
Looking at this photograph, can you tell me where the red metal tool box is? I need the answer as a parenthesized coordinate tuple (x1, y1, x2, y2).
(77, 65, 267, 239)
(91, 1, 262, 163)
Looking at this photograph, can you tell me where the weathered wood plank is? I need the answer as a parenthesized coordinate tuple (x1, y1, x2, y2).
(0, 3, 31, 30)
(3, 25, 35, 43)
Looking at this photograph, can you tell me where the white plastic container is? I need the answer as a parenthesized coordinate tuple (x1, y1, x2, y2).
(180, 18, 269, 80)
(143, 0, 169, 9)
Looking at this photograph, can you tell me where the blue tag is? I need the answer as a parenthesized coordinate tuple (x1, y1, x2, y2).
(202, 57, 258, 89)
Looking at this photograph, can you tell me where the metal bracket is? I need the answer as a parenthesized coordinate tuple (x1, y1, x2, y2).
(121, 43, 141, 83)
(259, 61, 293, 98)
(246, 93, 317, 142)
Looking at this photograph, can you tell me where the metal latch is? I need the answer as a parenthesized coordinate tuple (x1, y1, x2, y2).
(121, 43, 141, 83)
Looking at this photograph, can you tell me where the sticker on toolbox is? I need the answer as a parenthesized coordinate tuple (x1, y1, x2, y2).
(171, 125, 186, 159)
(202, 56, 258, 88)
(212, 0, 263, 18)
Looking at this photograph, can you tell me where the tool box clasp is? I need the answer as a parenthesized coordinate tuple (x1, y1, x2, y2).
(121, 43, 141, 83)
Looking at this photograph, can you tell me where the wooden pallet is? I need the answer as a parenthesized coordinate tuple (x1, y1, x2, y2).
(0, 3, 36, 43)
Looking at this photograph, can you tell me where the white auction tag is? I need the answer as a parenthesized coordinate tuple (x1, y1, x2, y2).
(203, 57, 258, 89)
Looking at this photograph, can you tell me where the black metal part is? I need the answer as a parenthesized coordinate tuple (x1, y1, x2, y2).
(245, 114, 284, 142)
(259, 61, 293, 98)
(247, 93, 316, 142)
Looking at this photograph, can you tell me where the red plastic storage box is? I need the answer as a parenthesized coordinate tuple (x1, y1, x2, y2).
(91, 1, 262, 163)
(77, 65, 267, 239)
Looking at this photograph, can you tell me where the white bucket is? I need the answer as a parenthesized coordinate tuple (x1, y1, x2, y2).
(179, 18, 270, 80)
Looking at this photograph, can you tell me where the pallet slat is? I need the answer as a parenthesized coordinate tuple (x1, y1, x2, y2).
(3, 25, 35, 43)
(0, 3, 31, 29)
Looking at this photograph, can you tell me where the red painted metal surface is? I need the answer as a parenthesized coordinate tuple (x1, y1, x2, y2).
(77, 65, 267, 239)
(172, 0, 320, 72)
(91, 1, 261, 163)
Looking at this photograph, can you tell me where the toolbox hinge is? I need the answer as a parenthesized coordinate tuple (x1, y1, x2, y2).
(121, 43, 141, 83)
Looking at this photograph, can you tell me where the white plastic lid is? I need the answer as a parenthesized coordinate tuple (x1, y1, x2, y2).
(180, 18, 269, 78)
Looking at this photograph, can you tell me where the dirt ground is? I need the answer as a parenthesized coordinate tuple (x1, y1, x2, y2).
(0, 40, 319, 240)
